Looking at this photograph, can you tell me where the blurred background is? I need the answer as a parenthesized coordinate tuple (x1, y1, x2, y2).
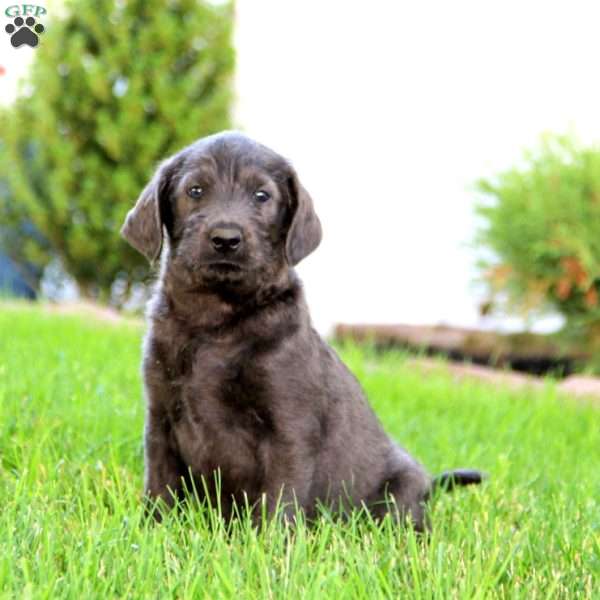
(3, 0, 600, 371)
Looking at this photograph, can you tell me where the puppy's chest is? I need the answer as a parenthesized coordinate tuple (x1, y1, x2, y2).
(152, 333, 276, 439)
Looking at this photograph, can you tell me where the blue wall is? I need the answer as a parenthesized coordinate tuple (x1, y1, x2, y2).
(0, 253, 37, 299)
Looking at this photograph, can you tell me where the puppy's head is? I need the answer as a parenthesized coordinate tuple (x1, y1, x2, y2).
(121, 132, 322, 293)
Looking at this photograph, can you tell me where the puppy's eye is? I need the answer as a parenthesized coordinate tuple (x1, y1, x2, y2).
(254, 190, 271, 203)
(187, 186, 204, 200)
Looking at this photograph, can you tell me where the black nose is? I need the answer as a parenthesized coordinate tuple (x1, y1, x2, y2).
(210, 227, 242, 253)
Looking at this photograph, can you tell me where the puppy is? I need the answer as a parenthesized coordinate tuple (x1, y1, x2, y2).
(121, 131, 482, 529)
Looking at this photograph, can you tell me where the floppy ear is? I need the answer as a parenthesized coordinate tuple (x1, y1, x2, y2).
(285, 171, 322, 266)
(120, 158, 177, 264)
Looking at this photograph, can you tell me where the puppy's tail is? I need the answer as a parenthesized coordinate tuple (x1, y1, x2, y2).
(431, 469, 485, 493)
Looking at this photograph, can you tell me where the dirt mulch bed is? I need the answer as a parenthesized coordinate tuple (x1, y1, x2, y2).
(334, 323, 588, 376)
(336, 323, 600, 405)
(407, 357, 600, 405)
(2, 300, 142, 326)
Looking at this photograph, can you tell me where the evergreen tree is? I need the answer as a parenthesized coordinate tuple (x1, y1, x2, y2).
(0, 0, 234, 302)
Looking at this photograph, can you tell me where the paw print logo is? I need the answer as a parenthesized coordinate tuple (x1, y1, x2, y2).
(5, 16, 45, 48)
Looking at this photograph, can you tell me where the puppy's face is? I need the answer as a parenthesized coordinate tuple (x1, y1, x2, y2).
(121, 132, 322, 294)
(166, 143, 292, 292)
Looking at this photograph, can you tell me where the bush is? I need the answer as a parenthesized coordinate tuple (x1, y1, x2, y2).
(475, 134, 600, 348)
(0, 0, 234, 302)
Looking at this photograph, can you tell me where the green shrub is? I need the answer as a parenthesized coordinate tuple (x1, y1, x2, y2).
(475, 134, 600, 349)
(0, 0, 234, 302)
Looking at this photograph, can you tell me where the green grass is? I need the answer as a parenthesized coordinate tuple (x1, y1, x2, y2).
(0, 304, 598, 599)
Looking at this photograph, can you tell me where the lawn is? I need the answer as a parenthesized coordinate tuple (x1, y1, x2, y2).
(0, 304, 598, 598)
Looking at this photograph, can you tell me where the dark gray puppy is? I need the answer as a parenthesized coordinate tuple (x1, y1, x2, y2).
(121, 131, 481, 530)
